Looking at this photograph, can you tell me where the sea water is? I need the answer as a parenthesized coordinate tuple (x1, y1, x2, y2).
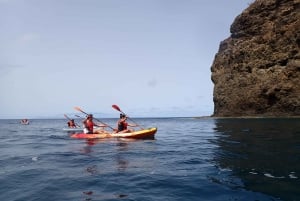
(0, 118, 299, 201)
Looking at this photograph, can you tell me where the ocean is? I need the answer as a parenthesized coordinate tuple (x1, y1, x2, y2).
(0, 118, 299, 201)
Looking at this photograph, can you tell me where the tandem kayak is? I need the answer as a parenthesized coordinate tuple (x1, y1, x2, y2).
(70, 127, 157, 140)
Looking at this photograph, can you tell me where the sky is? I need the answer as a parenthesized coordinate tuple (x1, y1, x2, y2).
(0, 0, 251, 119)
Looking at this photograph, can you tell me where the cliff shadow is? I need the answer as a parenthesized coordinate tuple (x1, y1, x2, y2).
(211, 118, 300, 200)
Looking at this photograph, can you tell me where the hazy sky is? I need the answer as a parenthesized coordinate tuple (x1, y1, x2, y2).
(0, 0, 251, 119)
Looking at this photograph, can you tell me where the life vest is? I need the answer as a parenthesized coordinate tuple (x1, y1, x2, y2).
(118, 121, 128, 132)
(85, 120, 94, 133)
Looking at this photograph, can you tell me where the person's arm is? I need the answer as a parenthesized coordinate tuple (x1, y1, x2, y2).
(128, 123, 137, 127)
(95, 123, 108, 127)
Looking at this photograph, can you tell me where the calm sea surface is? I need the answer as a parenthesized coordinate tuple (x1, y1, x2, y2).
(0, 118, 299, 201)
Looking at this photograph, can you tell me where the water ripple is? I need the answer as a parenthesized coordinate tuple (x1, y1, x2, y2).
(0, 118, 299, 201)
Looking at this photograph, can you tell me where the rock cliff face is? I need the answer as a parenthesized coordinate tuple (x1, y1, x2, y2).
(211, 0, 300, 117)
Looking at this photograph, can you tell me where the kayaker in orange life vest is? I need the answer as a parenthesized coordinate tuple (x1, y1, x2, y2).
(116, 114, 137, 133)
(82, 114, 109, 134)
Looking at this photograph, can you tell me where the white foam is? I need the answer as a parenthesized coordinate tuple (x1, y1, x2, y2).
(289, 173, 298, 179)
(264, 173, 285, 179)
(32, 156, 38, 161)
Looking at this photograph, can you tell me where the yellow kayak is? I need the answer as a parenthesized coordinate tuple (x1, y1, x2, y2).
(70, 127, 157, 140)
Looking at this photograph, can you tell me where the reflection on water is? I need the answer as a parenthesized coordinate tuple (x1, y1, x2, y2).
(80, 138, 132, 200)
(213, 118, 300, 201)
(115, 141, 130, 171)
(82, 138, 146, 172)
(86, 165, 99, 175)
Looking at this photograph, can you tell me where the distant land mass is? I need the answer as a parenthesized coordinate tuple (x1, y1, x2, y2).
(211, 0, 300, 117)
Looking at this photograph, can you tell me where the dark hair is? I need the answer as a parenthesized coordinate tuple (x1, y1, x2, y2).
(120, 114, 126, 118)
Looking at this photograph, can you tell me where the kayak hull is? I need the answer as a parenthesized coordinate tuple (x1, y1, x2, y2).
(71, 127, 157, 140)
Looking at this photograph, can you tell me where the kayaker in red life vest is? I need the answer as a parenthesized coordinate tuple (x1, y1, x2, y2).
(116, 114, 137, 133)
(67, 119, 78, 128)
(83, 114, 108, 134)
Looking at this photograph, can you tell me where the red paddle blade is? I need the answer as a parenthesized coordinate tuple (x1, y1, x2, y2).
(74, 106, 84, 113)
(112, 104, 121, 112)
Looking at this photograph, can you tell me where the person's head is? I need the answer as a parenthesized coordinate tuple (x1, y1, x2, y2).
(120, 114, 126, 119)
(71, 119, 74, 122)
(87, 114, 93, 119)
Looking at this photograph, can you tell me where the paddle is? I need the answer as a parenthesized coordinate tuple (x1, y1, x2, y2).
(64, 114, 80, 128)
(74, 106, 114, 130)
(112, 104, 144, 129)
(75, 114, 84, 119)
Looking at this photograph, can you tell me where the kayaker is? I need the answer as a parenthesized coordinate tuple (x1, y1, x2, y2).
(67, 119, 78, 128)
(83, 114, 109, 134)
(116, 114, 137, 133)
(21, 119, 29, 125)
